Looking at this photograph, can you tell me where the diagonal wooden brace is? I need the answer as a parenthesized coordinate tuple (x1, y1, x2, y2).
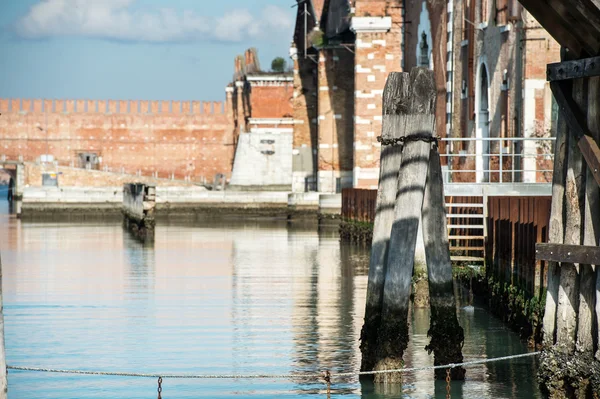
(550, 80, 600, 187)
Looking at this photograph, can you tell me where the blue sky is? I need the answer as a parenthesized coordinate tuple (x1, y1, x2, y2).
(0, 0, 296, 101)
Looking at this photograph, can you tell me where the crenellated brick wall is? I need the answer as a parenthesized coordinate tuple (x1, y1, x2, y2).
(0, 98, 234, 183)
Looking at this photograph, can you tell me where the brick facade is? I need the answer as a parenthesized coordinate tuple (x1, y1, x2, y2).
(292, 0, 559, 192)
(0, 99, 234, 183)
(1, 48, 296, 187)
(449, 0, 559, 183)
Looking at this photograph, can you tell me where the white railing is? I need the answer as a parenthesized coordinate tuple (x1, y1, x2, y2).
(440, 137, 556, 184)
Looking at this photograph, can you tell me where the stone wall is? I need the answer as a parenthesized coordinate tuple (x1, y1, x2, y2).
(23, 162, 195, 188)
(229, 131, 293, 190)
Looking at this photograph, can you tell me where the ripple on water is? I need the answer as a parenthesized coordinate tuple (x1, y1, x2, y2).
(2, 219, 541, 398)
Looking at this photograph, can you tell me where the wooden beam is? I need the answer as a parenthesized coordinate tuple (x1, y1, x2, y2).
(550, 81, 600, 187)
(360, 72, 408, 373)
(422, 146, 465, 380)
(547, 56, 600, 81)
(375, 67, 436, 383)
(519, 0, 584, 57)
(579, 135, 600, 187)
(546, 0, 600, 55)
(536, 243, 600, 264)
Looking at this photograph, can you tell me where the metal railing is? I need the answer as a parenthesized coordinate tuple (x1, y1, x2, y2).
(440, 137, 556, 184)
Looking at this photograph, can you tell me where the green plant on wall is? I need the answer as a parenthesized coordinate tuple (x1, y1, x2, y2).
(308, 29, 325, 48)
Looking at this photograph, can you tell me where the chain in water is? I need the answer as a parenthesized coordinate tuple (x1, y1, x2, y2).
(445, 368, 451, 399)
(323, 370, 331, 397)
(157, 377, 162, 399)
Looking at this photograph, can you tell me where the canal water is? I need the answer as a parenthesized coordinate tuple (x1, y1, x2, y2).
(0, 192, 541, 398)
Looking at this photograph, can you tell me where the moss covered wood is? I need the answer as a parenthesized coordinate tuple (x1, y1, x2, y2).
(360, 72, 409, 374)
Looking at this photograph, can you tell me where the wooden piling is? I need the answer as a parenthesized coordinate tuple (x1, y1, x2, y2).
(360, 72, 409, 372)
(577, 76, 599, 354)
(542, 96, 569, 347)
(584, 76, 600, 362)
(539, 51, 600, 397)
(0, 255, 7, 398)
(422, 147, 465, 380)
(555, 78, 586, 353)
(373, 68, 436, 383)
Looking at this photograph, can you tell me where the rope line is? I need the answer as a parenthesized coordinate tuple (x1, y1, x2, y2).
(7, 351, 540, 380)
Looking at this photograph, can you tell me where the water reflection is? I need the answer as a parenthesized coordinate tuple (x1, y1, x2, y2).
(1, 215, 541, 398)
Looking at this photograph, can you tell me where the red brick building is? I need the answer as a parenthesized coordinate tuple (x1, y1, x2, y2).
(0, 49, 296, 188)
(291, 0, 559, 192)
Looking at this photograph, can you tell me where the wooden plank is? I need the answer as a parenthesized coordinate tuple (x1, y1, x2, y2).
(547, 56, 600, 81)
(360, 72, 409, 373)
(542, 73, 570, 346)
(375, 67, 436, 382)
(448, 235, 485, 240)
(546, 0, 600, 55)
(518, 0, 584, 56)
(422, 146, 465, 380)
(536, 243, 600, 264)
(592, 75, 600, 362)
(550, 80, 600, 187)
(578, 135, 600, 188)
(555, 77, 586, 352)
(451, 256, 486, 262)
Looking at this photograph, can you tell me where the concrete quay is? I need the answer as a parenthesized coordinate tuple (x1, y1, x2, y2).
(18, 186, 342, 220)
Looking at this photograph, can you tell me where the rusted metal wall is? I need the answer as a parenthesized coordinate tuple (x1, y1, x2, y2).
(341, 188, 377, 223)
(486, 196, 551, 297)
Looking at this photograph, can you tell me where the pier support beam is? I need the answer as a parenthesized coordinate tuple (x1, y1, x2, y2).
(360, 67, 464, 383)
(422, 147, 465, 380)
(360, 72, 408, 373)
(538, 53, 600, 398)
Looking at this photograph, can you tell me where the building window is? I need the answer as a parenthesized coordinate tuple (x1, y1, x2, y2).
(481, 0, 488, 23)
(419, 31, 430, 67)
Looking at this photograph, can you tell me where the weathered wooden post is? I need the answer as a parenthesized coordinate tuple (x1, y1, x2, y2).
(360, 72, 410, 373)
(361, 67, 464, 383)
(536, 52, 600, 397)
(373, 68, 433, 382)
(422, 147, 465, 380)
(122, 183, 156, 242)
(0, 255, 7, 398)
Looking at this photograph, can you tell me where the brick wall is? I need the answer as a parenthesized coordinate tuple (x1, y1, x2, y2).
(352, 0, 403, 189)
(317, 48, 355, 192)
(0, 98, 234, 183)
(448, 1, 559, 183)
(291, 46, 319, 192)
(23, 162, 194, 187)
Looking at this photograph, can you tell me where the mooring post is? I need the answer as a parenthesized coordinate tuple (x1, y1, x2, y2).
(542, 96, 569, 347)
(0, 255, 7, 398)
(576, 76, 599, 354)
(422, 146, 465, 380)
(360, 72, 410, 373)
(122, 183, 156, 242)
(373, 67, 436, 383)
(593, 79, 600, 363)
